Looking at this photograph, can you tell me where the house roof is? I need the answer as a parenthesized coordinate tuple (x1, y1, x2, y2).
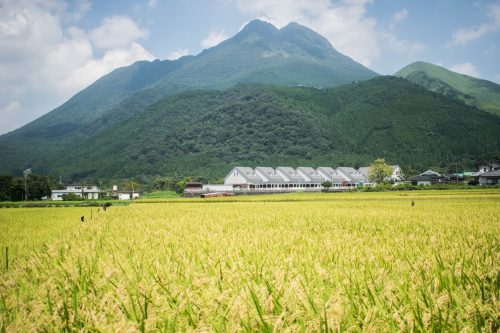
(479, 170, 500, 178)
(358, 167, 370, 178)
(255, 167, 285, 183)
(317, 167, 345, 182)
(420, 170, 441, 177)
(297, 167, 323, 182)
(233, 167, 263, 184)
(337, 167, 366, 182)
(409, 174, 449, 182)
(276, 167, 306, 182)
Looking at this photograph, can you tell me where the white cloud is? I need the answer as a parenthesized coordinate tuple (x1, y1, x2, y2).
(449, 4, 500, 45)
(0, 0, 155, 134)
(147, 0, 158, 8)
(166, 48, 190, 60)
(201, 30, 228, 49)
(380, 31, 425, 55)
(393, 9, 408, 22)
(449, 63, 480, 78)
(89, 15, 149, 49)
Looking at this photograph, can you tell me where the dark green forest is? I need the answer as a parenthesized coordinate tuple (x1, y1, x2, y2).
(24, 76, 499, 182)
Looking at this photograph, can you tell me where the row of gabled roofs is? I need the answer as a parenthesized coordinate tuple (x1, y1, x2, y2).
(224, 166, 401, 185)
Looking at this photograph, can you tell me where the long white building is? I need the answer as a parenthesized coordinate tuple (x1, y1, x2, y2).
(224, 166, 376, 191)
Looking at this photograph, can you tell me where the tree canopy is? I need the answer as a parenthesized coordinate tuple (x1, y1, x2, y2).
(368, 158, 393, 183)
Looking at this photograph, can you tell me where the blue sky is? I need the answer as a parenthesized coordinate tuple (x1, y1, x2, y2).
(1, 0, 499, 134)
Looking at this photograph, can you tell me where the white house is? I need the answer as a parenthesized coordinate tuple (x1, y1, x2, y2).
(51, 185, 100, 200)
(477, 162, 500, 174)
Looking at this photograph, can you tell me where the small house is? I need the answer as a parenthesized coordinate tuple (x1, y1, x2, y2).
(409, 170, 449, 185)
(478, 170, 500, 185)
(51, 185, 100, 200)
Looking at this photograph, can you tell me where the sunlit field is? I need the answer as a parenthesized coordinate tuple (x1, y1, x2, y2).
(1, 190, 499, 331)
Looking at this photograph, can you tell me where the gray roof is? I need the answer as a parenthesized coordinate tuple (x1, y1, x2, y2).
(297, 167, 323, 182)
(234, 167, 262, 183)
(337, 167, 367, 182)
(255, 167, 285, 183)
(276, 167, 306, 183)
(479, 170, 500, 178)
(317, 167, 345, 182)
(421, 170, 441, 177)
(358, 167, 370, 178)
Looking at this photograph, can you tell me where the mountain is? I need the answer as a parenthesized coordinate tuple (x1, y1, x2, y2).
(0, 19, 378, 175)
(23, 77, 500, 181)
(395, 61, 500, 116)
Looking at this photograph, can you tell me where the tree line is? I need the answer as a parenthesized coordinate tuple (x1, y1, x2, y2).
(0, 175, 62, 201)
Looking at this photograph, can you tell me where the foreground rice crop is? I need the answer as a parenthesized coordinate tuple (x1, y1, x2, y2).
(0, 190, 499, 331)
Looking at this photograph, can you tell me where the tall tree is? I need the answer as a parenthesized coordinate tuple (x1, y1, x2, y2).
(369, 158, 392, 184)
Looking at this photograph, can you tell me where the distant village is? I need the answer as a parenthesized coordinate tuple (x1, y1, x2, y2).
(49, 163, 500, 200)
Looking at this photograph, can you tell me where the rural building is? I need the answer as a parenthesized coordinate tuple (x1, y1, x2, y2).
(408, 170, 449, 185)
(110, 185, 140, 200)
(224, 167, 264, 190)
(275, 167, 316, 190)
(336, 167, 368, 187)
(478, 170, 500, 185)
(255, 167, 285, 190)
(51, 185, 100, 200)
(477, 162, 500, 174)
(296, 167, 324, 186)
(184, 182, 204, 194)
(222, 166, 387, 192)
(202, 184, 234, 192)
(316, 167, 345, 187)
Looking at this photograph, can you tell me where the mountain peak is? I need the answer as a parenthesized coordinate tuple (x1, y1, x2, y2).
(395, 61, 500, 116)
(240, 19, 279, 35)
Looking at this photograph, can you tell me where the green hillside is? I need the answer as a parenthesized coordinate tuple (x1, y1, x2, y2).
(0, 20, 378, 175)
(395, 61, 500, 116)
(29, 77, 500, 181)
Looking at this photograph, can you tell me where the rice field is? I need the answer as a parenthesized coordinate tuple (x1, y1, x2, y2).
(0, 190, 499, 332)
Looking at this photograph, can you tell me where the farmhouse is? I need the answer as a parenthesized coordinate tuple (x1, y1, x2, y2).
(110, 185, 140, 200)
(477, 162, 500, 174)
(51, 185, 100, 200)
(478, 170, 500, 185)
(408, 170, 449, 185)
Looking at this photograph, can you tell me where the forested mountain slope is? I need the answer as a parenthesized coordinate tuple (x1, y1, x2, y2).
(36, 77, 500, 180)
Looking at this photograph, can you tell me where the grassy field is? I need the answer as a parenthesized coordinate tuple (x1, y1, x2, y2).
(0, 190, 498, 331)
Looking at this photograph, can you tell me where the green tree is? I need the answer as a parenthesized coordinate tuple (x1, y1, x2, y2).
(368, 158, 392, 184)
(321, 180, 332, 189)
